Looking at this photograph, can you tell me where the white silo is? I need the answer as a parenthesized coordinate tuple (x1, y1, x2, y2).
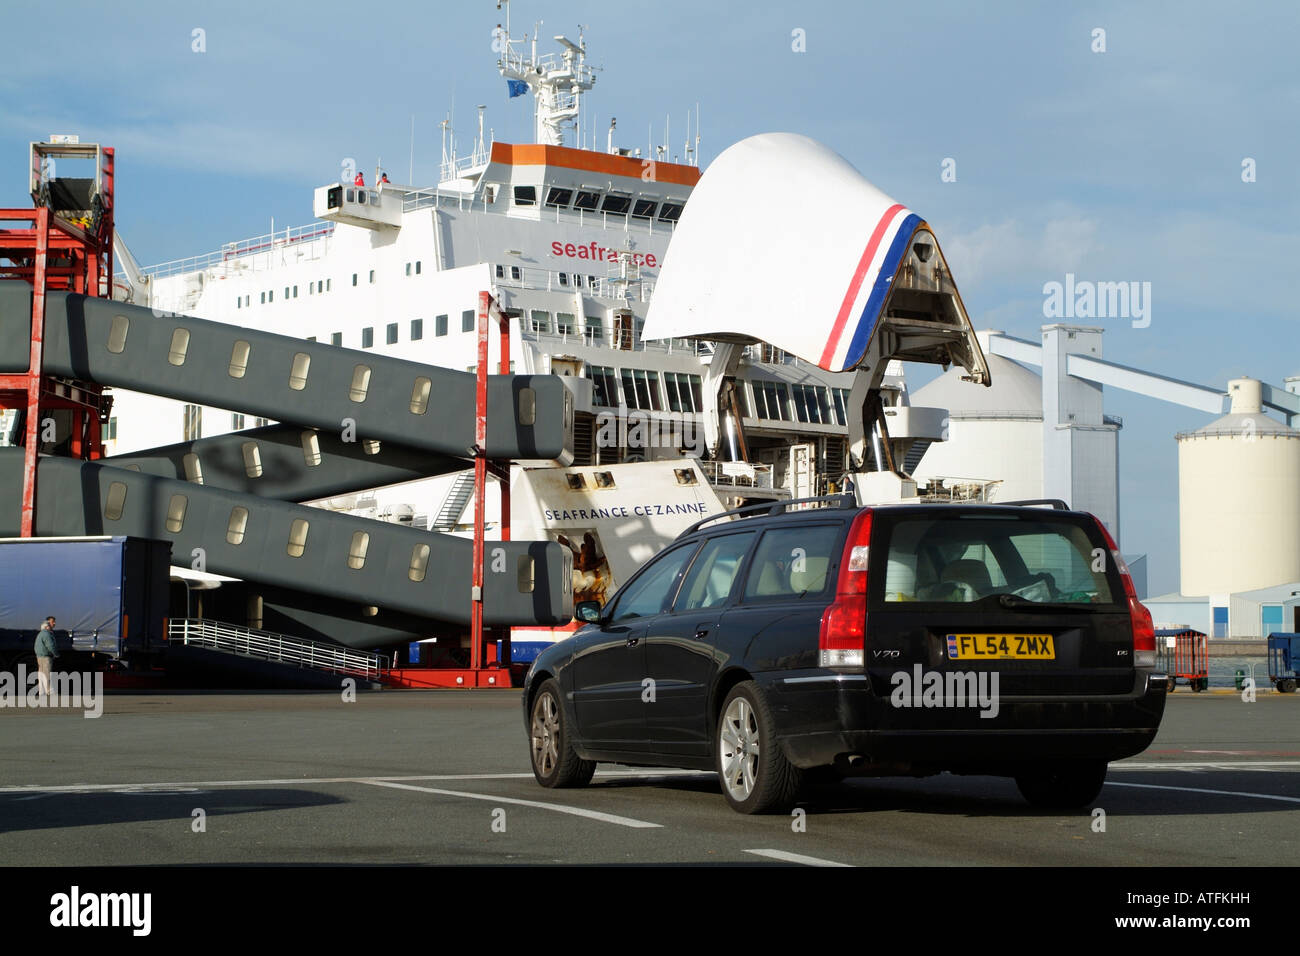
(910, 333, 1046, 504)
(1178, 378, 1300, 595)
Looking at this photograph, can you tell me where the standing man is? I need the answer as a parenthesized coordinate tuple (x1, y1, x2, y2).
(35, 616, 58, 698)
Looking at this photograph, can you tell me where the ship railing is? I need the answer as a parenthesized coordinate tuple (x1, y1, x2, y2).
(522, 326, 714, 357)
(168, 617, 388, 680)
(698, 459, 776, 490)
(914, 476, 1004, 502)
(142, 222, 337, 279)
(496, 262, 655, 302)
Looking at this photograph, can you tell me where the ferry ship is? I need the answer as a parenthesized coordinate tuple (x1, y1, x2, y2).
(105, 10, 942, 617)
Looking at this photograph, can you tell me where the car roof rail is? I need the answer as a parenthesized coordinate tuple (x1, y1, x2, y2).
(681, 493, 857, 537)
(998, 498, 1070, 510)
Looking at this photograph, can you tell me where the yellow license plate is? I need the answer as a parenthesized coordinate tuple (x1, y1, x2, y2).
(946, 633, 1055, 660)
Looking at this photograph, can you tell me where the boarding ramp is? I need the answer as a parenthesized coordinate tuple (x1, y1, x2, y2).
(168, 618, 389, 682)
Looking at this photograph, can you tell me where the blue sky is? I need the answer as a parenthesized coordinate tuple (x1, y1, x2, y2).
(2, 0, 1297, 596)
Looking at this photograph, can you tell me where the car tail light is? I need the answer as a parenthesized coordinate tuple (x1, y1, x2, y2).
(1093, 519, 1156, 668)
(819, 509, 873, 668)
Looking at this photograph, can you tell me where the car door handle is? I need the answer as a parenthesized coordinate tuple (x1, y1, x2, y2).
(626, 636, 639, 647)
(694, 628, 709, 640)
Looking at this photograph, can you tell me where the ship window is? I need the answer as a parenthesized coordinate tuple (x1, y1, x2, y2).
(326, 279, 331, 291)
(408, 543, 431, 582)
(386, 322, 398, 345)
(545, 187, 573, 207)
(301, 430, 321, 466)
(293, 285, 298, 298)
(621, 369, 663, 411)
(331, 332, 342, 346)
(104, 481, 127, 521)
(573, 274, 583, 287)
(242, 441, 263, 478)
(346, 188, 354, 203)
(362, 327, 374, 348)
(268, 290, 273, 302)
(726, 377, 750, 418)
(369, 270, 375, 283)
(352, 273, 358, 286)
(495, 264, 504, 278)
(289, 352, 310, 390)
(411, 318, 423, 340)
(405, 262, 411, 276)
(349, 365, 372, 402)
(415, 261, 421, 274)
(632, 199, 658, 219)
(287, 518, 309, 558)
(165, 494, 188, 533)
(518, 387, 536, 426)
(664, 372, 703, 413)
(182, 452, 203, 484)
(226, 506, 249, 545)
(435, 314, 448, 337)
(363, 439, 380, 455)
(511, 266, 521, 280)
(832, 388, 850, 426)
(410, 377, 431, 415)
(530, 310, 551, 334)
(659, 202, 684, 222)
(556, 312, 575, 335)
(307, 335, 316, 342)
(558, 272, 568, 287)
(183, 404, 203, 441)
(517, 555, 535, 593)
(168, 328, 190, 366)
(348, 531, 370, 570)
(328, 186, 343, 209)
(462, 309, 475, 332)
(588, 365, 618, 407)
(601, 193, 631, 215)
(284, 287, 290, 299)
(513, 185, 537, 206)
(566, 474, 586, 490)
(585, 316, 603, 343)
(573, 190, 600, 210)
(107, 315, 129, 354)
(232, 413, 245, 430)
(237, 298, 241, 309)
(245, 295, 250, 306)
(357, 191, 367, 205)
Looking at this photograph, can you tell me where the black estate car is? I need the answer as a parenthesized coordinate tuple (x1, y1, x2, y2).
(522, 495, 1167, 814)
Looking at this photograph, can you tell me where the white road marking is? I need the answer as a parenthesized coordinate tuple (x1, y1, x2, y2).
(0, 768, 702, 796)
(744, 849, 852, 867)
(1112, 760, 1300, 771)
(358, 779, 662, 828)
(1106, 781, 1300, 804)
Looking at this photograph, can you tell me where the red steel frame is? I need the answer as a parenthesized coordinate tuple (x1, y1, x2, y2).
(0, 146, 115, 536)
(465, 291, 512, 686)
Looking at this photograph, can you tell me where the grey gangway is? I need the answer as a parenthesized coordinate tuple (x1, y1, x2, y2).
(168, 618, 389, 682)
(0, 284, 575, 646)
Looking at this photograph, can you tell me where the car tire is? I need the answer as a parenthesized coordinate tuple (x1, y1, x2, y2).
(715, 681, 803, 814)
(1015, 760, 1107, 809)
(1166, 677, 1176, 692)
(529, 678, 595, 789)
(1279, 678, 1297, 694)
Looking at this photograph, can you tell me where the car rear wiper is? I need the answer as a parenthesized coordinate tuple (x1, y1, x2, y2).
(994, 593, 1095, 611)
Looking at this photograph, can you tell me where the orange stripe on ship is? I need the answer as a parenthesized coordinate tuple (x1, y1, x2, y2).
(818, 202, 905, 369)
(490, 142, 701, 187)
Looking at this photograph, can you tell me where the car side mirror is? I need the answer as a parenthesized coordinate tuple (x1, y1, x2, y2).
(575, 600, 604, 624)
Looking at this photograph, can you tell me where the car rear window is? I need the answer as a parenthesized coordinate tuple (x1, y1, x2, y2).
(877, 514, 1116, 605)
(741, 524, 842, 602)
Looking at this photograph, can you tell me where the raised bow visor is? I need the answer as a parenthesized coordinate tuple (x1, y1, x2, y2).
(644, 133, 991, 389)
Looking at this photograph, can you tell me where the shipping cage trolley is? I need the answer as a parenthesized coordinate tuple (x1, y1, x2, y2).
(1267, 633, 1300, 693)
(1154, 628, 1209, 692)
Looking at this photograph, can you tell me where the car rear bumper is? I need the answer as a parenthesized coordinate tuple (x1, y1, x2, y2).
(764, 669, 1168, 770)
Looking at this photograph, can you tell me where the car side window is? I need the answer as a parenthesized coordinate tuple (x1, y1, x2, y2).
(608, 544, 698, 622)
(674, 532, 756, 611)
(741, 525, 841, 602)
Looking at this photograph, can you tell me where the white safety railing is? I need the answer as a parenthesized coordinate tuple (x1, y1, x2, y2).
(699, 460, 776, 490)
(142, 222, 337, 279)
(169, 618, 388, 681)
